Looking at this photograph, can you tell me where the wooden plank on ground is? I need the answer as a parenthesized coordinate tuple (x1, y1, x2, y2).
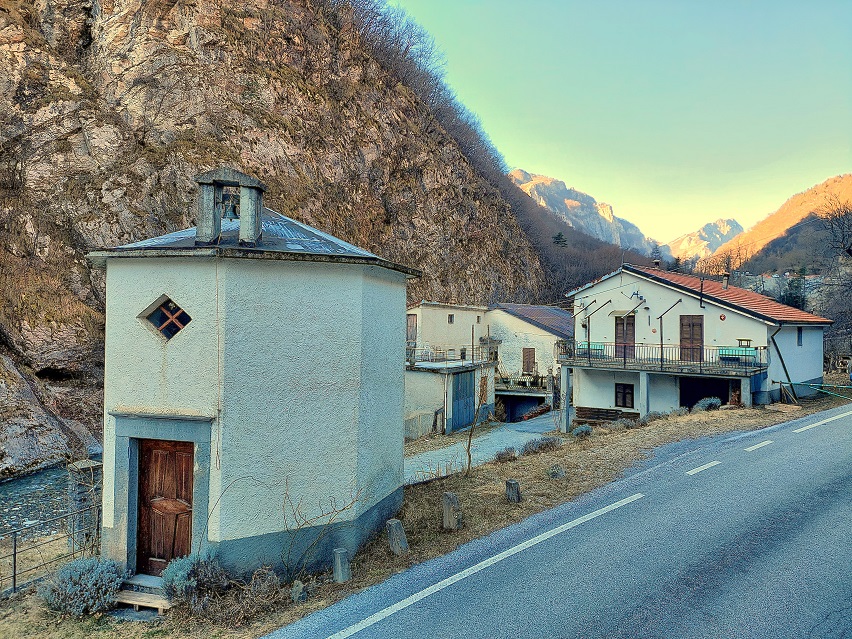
(115, 590, 172, 614)
(765, 403, 802, 413)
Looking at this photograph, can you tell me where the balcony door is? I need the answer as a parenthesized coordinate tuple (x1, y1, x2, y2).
(615, 315, 635, 358)
(679, 315, 704, 362)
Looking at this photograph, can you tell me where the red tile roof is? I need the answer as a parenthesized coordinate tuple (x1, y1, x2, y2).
(624, 265, 832, 325)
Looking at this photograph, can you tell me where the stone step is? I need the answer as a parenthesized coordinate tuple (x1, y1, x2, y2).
(115, 589, 172, 615)
(122, 574, 165, 596)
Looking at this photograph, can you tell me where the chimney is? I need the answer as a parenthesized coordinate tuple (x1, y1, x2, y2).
(653, 258, 661, 269)
(722, 272, 730, 289)
(193, 167, 267, 247)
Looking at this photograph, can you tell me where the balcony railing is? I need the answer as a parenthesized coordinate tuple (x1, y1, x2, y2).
(406, 344, 489, 365)
(556, 341, 768, 375)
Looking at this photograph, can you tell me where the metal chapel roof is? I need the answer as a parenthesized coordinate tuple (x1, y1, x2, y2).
(91, 209, 420, 277)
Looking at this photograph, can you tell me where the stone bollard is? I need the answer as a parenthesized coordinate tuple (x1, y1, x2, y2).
(505, 479, 522, 503)
(67, 459, 103, 552)
(290, 579, 308, 603)
(386, 518, 409, 556)
(442, 492, 463, 531)
(333, 547, 351, 583)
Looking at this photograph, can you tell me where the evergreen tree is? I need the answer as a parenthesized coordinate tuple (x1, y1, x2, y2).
(552, 232, 568, 247)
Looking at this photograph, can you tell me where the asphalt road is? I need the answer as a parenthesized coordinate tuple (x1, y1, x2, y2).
(268, 405, 852, 639)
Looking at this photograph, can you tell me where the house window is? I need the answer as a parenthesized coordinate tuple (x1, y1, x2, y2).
(615, 383, 634, 408)
(476, 315, 481, 324)
(448, 314, 455, 324)
(146, 298, 191, 340)
(797, 327, 803, 346)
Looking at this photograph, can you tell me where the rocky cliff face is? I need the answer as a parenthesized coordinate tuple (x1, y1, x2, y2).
(0, 0, 545, 477)
(508, 169, 669, 258)
(665, 218, 743, 262)
(713, 175, 852, 264)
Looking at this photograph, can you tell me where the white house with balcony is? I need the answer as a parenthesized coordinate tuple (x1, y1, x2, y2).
(559, 264, 832, 427)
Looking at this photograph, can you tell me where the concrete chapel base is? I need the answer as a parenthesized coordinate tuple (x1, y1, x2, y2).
(210, 487, 403, 578)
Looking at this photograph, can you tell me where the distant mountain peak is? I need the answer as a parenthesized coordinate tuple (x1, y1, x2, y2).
(665, 218, 744, 261)
(508, 169, 667, 258)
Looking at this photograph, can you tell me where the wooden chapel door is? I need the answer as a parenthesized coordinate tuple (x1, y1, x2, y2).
(137, 440, 194, 576)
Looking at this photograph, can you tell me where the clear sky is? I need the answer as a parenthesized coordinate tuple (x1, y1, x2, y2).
(390, 0, 852, 242)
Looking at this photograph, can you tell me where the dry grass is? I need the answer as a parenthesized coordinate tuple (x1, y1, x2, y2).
(1, 387, 848, 639)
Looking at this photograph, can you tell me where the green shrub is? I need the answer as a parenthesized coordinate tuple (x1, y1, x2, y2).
(571, 425, 592, 438)
(521, 436, 562, 455)
(494, 447, 517, 463)
(692, 397, 722, 412)
(161, 552, 229, 613)
(546, 463, 566, 478)
(38, 557, 126, 617)
(610, 418, 635, 431)
(669, 407, 689, 417)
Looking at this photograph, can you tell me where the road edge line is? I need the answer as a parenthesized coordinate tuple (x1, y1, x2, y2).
(324, 493, 645, 639)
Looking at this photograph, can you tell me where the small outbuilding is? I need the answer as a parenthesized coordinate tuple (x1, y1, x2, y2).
(89, 168, 418, 577)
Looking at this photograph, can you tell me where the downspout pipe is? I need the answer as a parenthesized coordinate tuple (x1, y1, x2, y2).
(583, 300, 612, 363)
(656, 299, 683, 371)
(770, 324, 799, 402)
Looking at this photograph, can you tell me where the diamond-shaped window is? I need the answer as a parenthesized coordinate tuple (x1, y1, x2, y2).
(146, 298, 191, 340)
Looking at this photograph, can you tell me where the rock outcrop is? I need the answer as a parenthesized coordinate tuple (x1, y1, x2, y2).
(0, 0, 546, 477)
(508, 169, 669, 258)
(0, 353, 101, 479)
(665, 218, 743, 262)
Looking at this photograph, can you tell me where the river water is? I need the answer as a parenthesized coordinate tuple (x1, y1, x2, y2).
(0, 465, 72, 540)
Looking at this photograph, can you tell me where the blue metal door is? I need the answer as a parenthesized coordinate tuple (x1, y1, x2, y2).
(452, 371, 476, 431)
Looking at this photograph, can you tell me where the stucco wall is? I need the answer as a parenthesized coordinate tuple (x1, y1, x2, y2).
(409, 303, 488, 349)
(404, 369, 446, 433)
(487, 309, 561, 376)
(648, 374, 680, 412)
(355, 266, 407, 518)
(766, 325, 825, 398)
(573, 368, 641, 411)
(101, 258, 222, 530)
(574, 271, 768, 350)
(217, 259, 405, 540)
(101, 254, 407, 573)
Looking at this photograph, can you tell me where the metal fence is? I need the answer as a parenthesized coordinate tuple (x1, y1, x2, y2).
(406, 344, 489, 365)
(556, 341, 768, 375)
(0, 504, 101, 593)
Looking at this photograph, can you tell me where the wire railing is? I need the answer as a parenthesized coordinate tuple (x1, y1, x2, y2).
(556, 341, 768, 375)
(0, 504, 101, 593)
(406, 344, 489, 365)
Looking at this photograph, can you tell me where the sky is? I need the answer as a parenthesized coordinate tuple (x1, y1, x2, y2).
(391, 0, 852, 242)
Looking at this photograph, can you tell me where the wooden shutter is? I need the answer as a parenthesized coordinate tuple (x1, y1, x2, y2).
(679, 315, 704, 362)
(522, 348, 536, 374)
(615, 315, 635, 358)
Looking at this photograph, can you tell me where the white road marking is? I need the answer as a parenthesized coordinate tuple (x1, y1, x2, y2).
(744, 440, 773, 452)
(324, 493, 645, 639)
(792, 410, 852, 433)
(686, 461, 721, 475)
